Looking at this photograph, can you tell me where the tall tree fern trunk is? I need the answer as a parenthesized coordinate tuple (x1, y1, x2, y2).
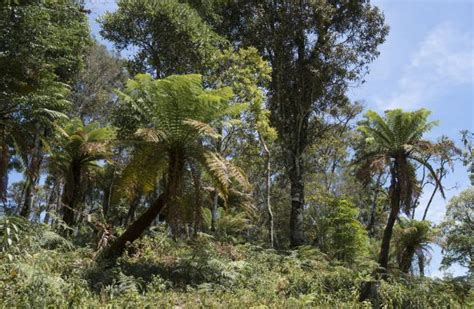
(101, 192, 168, 260)
(378, 162, 401, 277)
(62, 162, 82, 227)
(125, 193, 141, 225)
(417, 251, 425, 276)
(101, 148, 184, 260)
(400, 245, 416, 273)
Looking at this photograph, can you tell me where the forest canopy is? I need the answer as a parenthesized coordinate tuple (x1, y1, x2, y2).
(0, 0, 472, 307)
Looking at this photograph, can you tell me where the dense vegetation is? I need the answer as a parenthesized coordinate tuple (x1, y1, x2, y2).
(0, 1, 472, 307)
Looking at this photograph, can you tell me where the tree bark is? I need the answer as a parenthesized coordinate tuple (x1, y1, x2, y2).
(62, 162, 82, 227)
(422, 182, 438, 221)
(367, 173, 383, 236)
(20, 133, 42, 218)
(259, 133, 274, 248)
(378, 162, 402, 277)
(211, 129, 223, 232)
(43, 181, 57, 225)
(100, 148, 184, 260)
(417, 251, 425, 277)
(100, 192, 167, 260)
(289, 153, 305, 247)
(191, 165, 203, 234)
(211, 191, 219, 232)
(125, 193, 141, 225)
(0, 134, 9, 207)
(399, 245, 416, 274)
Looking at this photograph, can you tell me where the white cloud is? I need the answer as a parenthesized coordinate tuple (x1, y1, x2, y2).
(376, 23, 474, 110)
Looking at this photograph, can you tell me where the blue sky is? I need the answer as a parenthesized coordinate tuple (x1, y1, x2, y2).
(10, 0, 472, 277)
(350, 0, 473, 277)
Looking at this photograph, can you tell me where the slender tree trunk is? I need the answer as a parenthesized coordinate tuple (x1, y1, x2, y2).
(20, 134, 42, 218)
(211, 129, 223, 232)
(43, 183, 57, 225)
(191, 165, 203, 235)
(378, 163, 402, 277)
(211, 191, 219, 232)
(289, 152, 305, 247)
(399, 245, 416, 274)
(125, 194, 141, 225)
(417, 251, 425, 277)
(62, 163, 82, 227)
(422, 183, 438, 220)
(259, 133, 274, 248)
(0, 134, 9, 208)
(367, 173, 383, 236)
(103, 169, 116, 217)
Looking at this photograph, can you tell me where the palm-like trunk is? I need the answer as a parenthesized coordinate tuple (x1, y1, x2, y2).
(378, 160, 402, 277)
(101, 192, 167, 260)
(101, 148, 184, 260)
(62, 162, 82, 227)
(399, 245, 416, 273)
(43, 181, 58, 225)
(417, 251, 425, 276)
(211, 129, 223, 232)
(422, 182, 438, 220)
(125, 193, 141, 225)
(191, 165, 203, 234)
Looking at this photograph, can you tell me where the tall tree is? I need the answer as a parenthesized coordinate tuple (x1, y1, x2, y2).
(70, 41, 126, 124)
(49, 119, 115, 227)
(101, 0, 277, 241)
(206, 48, 276, 245)
(0, 0, 91, 210)
(357, 109, 444, 277)
(102, 74, 249, 259)
(99, 0, 224, 78)
(440, 187, 474, 274)
(195, 0, 388, 246)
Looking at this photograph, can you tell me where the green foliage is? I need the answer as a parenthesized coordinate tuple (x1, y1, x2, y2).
(70, 41, 127, 124)
(0, 0, 91, 204)
(202, 207, 254, 242)
(461, 130, 474, 185)
(393, 218, 438, 273)
(313, 199, 369, 263)
(51, 118, 116, 174)
(440, 187, 474, 273)
(356, 108, 449, 274)
(1, 224, 470, 307)
(114, 73, 248, 202)
(99, 0, 225, 77)
(0, 216, 72, 260)
(1, 1, 471, 307)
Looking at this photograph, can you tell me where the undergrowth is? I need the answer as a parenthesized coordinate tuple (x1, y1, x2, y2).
(0, 217, 472, 308)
